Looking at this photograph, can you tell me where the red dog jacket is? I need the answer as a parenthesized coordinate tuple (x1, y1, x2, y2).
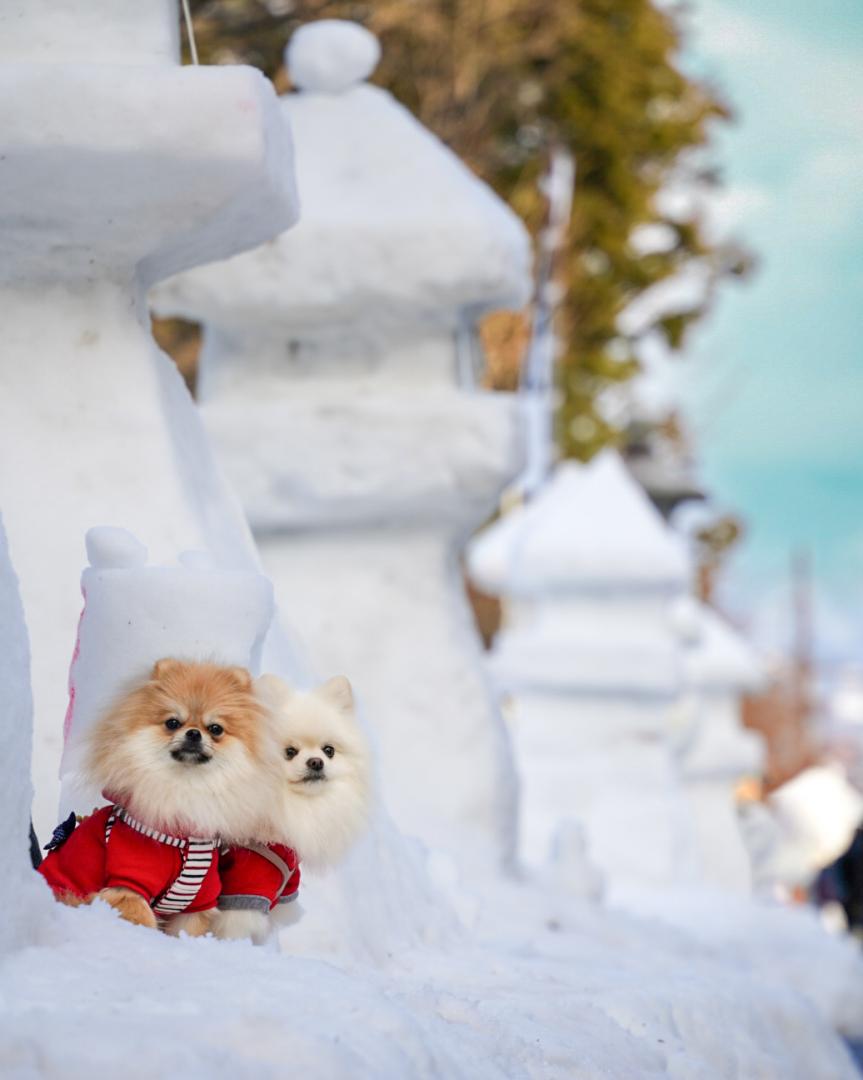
(218, 843, 300, 913)
(39, 805, 220, 916)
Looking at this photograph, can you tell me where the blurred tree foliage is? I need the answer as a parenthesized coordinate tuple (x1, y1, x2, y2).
(184, 0, 751, 460)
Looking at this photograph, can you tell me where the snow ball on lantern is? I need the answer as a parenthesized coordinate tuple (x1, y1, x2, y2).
(287, 20, 381, 94)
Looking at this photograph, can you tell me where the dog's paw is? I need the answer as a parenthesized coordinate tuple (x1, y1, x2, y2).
(162, 910, 216, 938)
(210, 907, 270, 944)
(97, 887, 157, 928)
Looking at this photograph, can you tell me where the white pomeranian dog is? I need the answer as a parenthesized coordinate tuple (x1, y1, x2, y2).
(212, 674, 371, 943)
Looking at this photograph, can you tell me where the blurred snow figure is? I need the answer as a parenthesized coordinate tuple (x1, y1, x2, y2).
(58, 526, 275, 814)
(739, 765, 863, 895)
(468, 452, 694, 893)
(154, 20, 532, 871)
(545, 820, 605, 902)
(674, 597, 767, 891)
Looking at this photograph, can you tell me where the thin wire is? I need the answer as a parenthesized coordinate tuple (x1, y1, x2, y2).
(181, 0, 199, 65)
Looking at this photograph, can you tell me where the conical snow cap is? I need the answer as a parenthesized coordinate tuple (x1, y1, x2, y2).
(155, 20, 531, 333)
(468, 452, 690, 596)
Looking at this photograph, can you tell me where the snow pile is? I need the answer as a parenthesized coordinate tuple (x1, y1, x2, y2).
(0, 515, 52, 955)
(59, 526, 275, 813)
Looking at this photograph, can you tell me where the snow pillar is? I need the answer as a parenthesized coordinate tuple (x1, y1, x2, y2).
(154, 20, 533, 868)
(0, 0, 299, 837)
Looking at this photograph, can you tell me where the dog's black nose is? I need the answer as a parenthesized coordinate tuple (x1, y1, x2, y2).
(185, 728, 202, 743)
(306, 757, 324, 772)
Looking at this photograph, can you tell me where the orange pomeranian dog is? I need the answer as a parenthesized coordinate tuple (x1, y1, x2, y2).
(39, 658, 276, 937)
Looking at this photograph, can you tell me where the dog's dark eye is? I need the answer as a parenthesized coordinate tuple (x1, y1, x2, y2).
(207, 723, 224, 737)
(322, 745, 335, 759)
(285, 747, 298, 760)
(165, 717, 182, 731)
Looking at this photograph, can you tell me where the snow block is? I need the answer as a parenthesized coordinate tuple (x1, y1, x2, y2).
(60, 526, 275, 810)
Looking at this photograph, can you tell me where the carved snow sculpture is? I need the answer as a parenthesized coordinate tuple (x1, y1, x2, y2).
(467, 452, 694, 891)
(0, 0, 298, 837)
(154, 20, 533, 867)
(0, 513, 53, 953)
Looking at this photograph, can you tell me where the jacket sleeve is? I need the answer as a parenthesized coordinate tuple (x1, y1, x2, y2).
(274, 845, 301, 905)
(218, 847, 277, 913)
(38, 809, 109, 899)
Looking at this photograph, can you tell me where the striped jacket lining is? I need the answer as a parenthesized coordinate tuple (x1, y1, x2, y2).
(104, 807, 217, 916)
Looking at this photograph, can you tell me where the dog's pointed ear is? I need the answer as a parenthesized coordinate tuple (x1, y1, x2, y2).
(151, 658, 183, 680)
(226, 666, 253, 691)
(319, 675, 354, 714)
(255, 673, 293, 707)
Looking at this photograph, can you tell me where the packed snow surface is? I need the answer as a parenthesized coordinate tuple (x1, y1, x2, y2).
(2, 872, 860, 1080)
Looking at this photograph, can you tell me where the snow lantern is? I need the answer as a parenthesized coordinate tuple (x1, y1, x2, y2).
(0, 0, 299, 838)
(59, 527, 275, 812)
(154, 20, 533, 868)
(0, 514, 52, 952)
(675, 599, 766, 892)
(467, 452, 694, 891)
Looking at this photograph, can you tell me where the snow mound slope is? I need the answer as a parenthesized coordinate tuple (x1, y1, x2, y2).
(615, 885, 863, 1039)
(2, 876, 858, 1080)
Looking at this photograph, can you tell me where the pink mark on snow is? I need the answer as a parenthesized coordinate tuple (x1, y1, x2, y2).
(63, 587, 87, 746)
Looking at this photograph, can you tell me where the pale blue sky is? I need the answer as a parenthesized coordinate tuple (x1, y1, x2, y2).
(677, 0, 863, 661)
